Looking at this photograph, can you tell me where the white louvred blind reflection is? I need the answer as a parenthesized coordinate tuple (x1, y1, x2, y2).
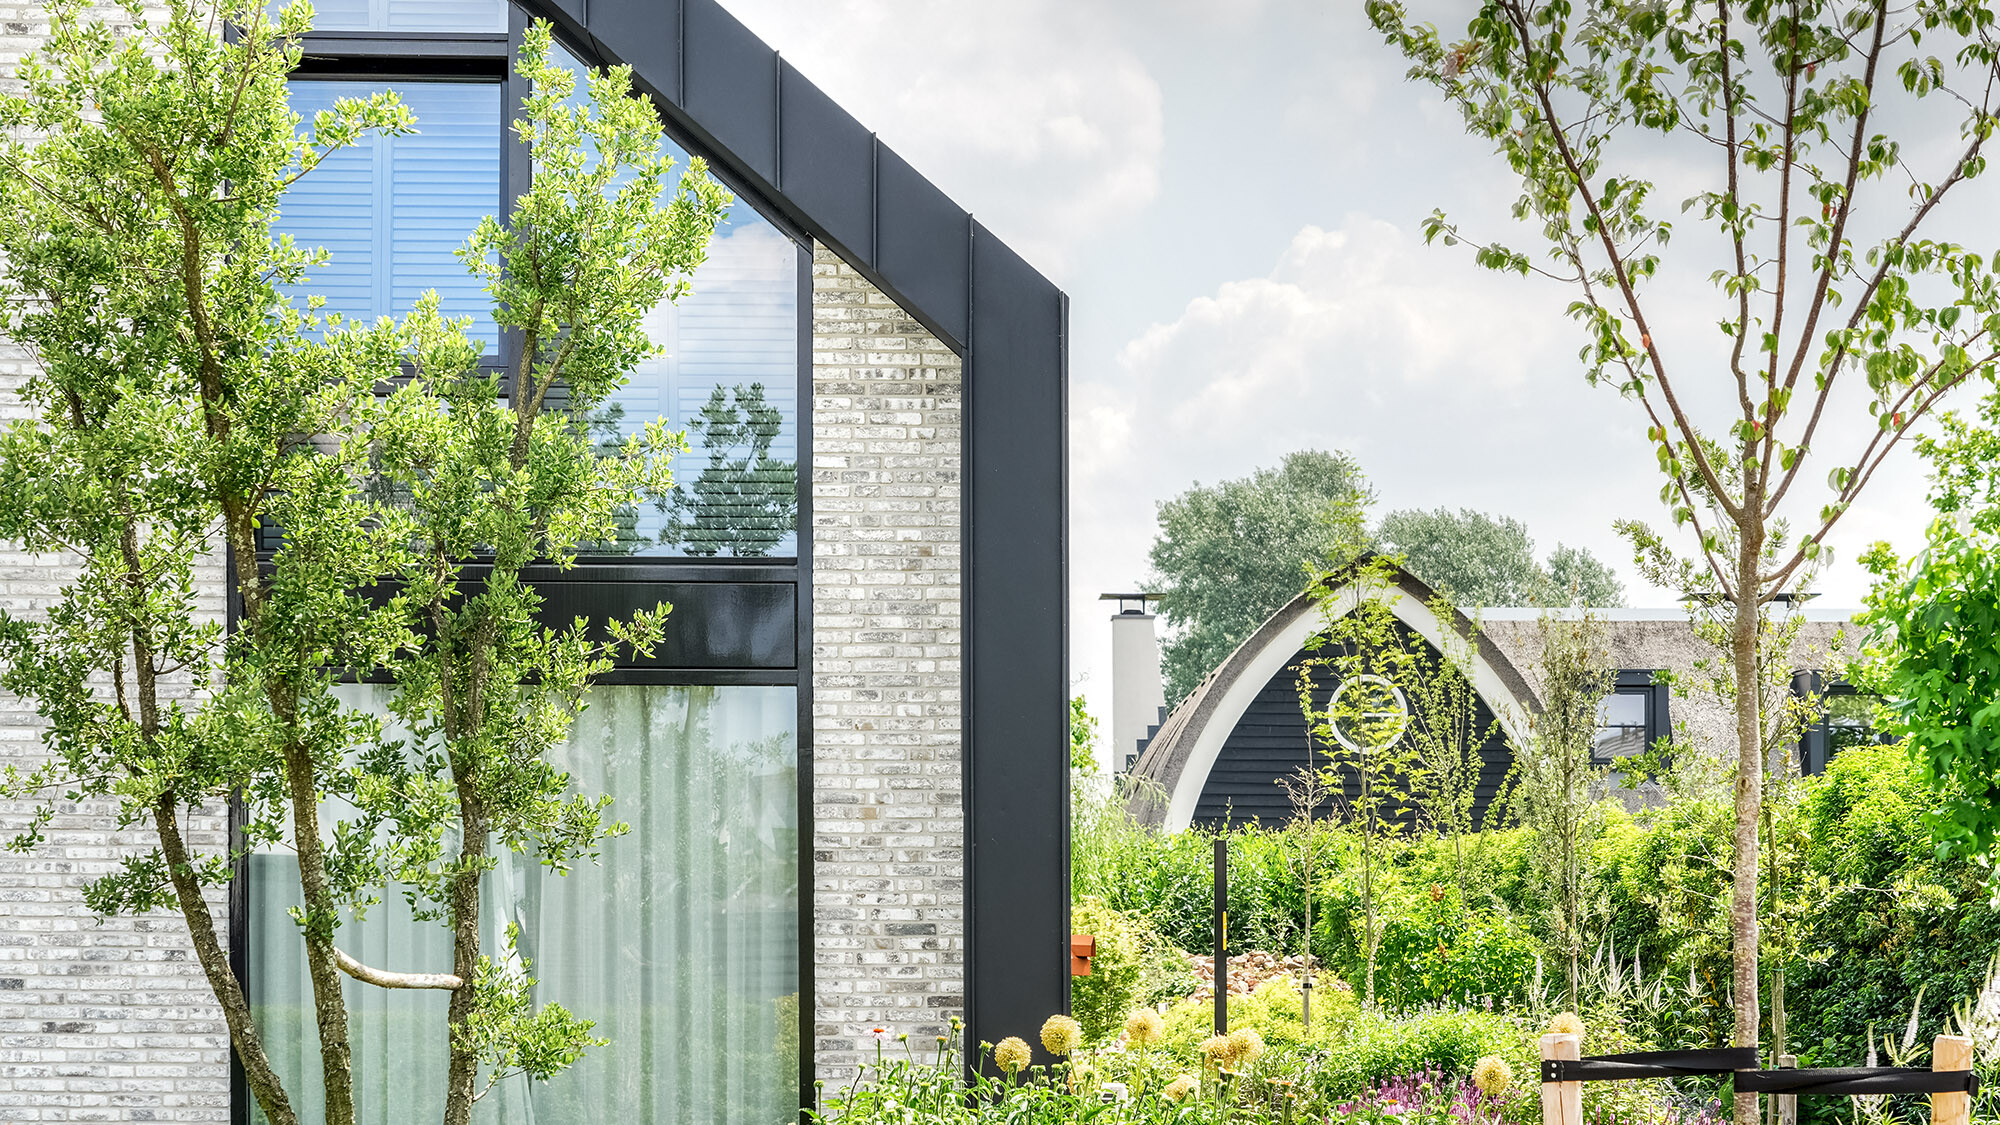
(249, 684, 800, 1124)
(271, 0, 507, 34)
(278, 80, 501, 352)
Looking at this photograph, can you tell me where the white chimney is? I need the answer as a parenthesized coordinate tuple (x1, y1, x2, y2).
(1102, 593, 1168, 774)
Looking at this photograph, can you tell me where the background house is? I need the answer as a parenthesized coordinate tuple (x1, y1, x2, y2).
(0, 1, 1068, 1120)
(1116, 562, 1863, 833)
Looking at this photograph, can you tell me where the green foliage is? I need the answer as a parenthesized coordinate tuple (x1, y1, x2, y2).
(1071, 798, 1320, 957)
(1510, 612, 1615, 1006)
(1150, 450, 1375, 704)
(1073, 898, 1147, 1045)
(1071, 695, 1100, 775)
(1314, 1007, 1519, 1100)
(1788, 747, 2000, 1070)
(1371, 890, 1537, 1010)
(1380, 508, 1625, 608)
(1859, 524, 2000, 872)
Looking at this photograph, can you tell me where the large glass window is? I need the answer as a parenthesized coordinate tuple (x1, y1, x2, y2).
(249, 684, 801, 1124)
(544, 43, 800, 560)
(278, 79, 502, 352)
(281, 0, 508, 34)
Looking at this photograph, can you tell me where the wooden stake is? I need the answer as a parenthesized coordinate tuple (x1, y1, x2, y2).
(1775, 1054, 1797, 1125)
(1932, 1034, 1972, 1125)
(1541, 1033, 1582, 1125)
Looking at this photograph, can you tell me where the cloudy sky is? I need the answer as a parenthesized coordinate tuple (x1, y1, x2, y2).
(719, 0, 1956, 727)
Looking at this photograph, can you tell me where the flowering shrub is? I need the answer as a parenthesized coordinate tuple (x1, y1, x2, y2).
(812, 1011, 1530, 1125)
(1334, 1067, 1519, 1125)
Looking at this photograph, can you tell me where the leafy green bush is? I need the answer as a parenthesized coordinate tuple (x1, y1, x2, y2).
(1371, 889, 1537, 1008)
(1154, 975, 1360, 1060)
(1317, 1007, 1519, 1097)
(1071, 897, 1145, 1045)
(1790, 746, 2000, 1070)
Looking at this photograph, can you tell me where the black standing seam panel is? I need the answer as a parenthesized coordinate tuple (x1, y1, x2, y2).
(776, 61, 874, 266)
(548, 0, 585, 32)
(581, 0, 679, 105)
(681, 0, 777, 186)
(875, 145, 972, 347)
(966, 221, 1067, 1063)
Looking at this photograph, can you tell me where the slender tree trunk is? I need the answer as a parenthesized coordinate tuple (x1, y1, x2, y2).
(443, 796, 488, 1125)
(1731, 535, 1765, 1125)
(219, 506, 359, 1125)
(154, 796, 301, 1125)
(280, 730, 360, 1125)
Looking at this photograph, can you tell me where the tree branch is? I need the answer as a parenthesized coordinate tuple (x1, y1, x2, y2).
(332, 946, 463, 990)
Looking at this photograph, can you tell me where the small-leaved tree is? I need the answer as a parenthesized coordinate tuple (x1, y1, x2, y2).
(1368, 5, 2000, 1114)
(355, 25, 728, 1124)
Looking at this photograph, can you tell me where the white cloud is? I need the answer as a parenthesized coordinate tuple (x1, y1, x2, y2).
(719, 0, 1164, 276)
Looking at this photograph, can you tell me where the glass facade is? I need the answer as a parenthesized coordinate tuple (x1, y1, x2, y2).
(278, 79, 503, 351)
(250, 685, 801, 1125)
(249, 17, 810, 1123)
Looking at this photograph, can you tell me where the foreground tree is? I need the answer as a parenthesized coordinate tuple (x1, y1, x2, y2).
(1369, 2, 2000, 1114)
(0, 2, 428, 1122)
(349, 25, 727, 1124)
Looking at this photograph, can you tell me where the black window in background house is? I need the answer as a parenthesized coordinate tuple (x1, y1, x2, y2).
(1792, 670, 1893, 775)
(1593, 669, 1669, 767)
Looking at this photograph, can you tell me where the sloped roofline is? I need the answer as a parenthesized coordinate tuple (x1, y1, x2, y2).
(1127, 558, 1540, 832)
(511, 0, 1070, 1072)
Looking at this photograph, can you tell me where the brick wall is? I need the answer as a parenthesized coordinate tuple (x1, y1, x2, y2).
(808, 243, 966, 1082)
(0, 368, 234, 1120)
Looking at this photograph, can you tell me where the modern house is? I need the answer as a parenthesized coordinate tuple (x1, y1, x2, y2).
(0, 2, 1068, 1122)
(1117, 562, 1864, 833)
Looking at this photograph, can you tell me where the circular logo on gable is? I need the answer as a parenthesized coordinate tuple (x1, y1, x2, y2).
(1328, 673, 1410, 752)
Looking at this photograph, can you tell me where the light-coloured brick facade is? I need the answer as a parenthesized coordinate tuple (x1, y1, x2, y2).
(0, 363, 236, 1121)
(808, 244, 966, 1081)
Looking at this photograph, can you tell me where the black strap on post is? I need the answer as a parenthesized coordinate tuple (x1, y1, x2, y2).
(1734, 1068, 1981, 1097)
(1541, 1048, 1760, 1083)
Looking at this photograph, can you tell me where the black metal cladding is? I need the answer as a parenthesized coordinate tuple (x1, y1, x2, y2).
(583, 0, 680, 105)
(534, 581, 796, 669)
(513, 0, 1071, 1067)
(967, 222, 1070, 1054)
(875, 147, 972, 346)
(776, 62, 873, 258)
(682, 0, 777, 185)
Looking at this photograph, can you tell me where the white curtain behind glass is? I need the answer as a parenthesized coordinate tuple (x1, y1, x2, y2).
(250, 684, 800, 1125)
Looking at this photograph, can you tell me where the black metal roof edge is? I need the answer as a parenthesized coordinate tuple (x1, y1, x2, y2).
(519, 0, 1070, 356)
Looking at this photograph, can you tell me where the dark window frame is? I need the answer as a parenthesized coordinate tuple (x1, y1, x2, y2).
(229, 7, 816, 1119)
(1592, 668, 1670, 768)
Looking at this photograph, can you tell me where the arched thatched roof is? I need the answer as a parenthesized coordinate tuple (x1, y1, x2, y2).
(1125, 559, 1540, 832)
